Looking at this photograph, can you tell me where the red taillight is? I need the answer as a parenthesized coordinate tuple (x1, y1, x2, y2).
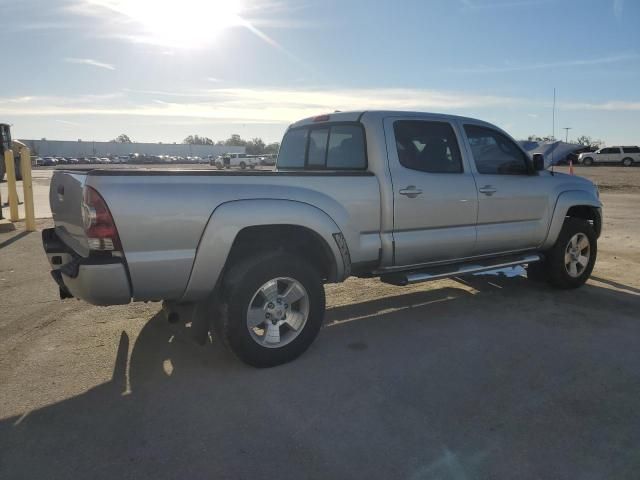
(82, 186, 122, 251)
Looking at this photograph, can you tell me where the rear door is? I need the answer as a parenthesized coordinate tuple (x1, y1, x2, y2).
(594, 148, 612, 163)
(606, 147, 622, 163)
(461, 123, 554, 255)
(384, 117, 478, 266)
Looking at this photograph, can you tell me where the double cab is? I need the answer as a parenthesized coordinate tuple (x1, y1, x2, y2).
(44, 111, 602, 367)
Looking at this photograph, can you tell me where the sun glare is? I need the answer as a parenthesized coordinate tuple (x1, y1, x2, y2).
(96, 0, 245, 48)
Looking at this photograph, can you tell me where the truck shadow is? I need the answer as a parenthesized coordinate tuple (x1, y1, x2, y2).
(2, 274, 640, 479)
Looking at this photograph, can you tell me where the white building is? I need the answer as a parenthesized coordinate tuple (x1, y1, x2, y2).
(19, 139, 245, 158)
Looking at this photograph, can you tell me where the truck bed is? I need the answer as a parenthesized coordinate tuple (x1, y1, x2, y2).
(49, 168, 382, 302)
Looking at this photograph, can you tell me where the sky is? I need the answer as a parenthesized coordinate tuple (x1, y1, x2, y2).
(2, 0, 639, 145)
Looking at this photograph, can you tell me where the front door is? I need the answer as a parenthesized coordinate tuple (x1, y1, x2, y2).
(385, 117, 478, 266)
(461, 123, 554, 255)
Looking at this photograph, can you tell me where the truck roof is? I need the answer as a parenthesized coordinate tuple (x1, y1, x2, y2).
(289, 110, 497, 129)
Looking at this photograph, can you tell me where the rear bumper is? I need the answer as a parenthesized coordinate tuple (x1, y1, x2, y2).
(43, 228, 131, 306)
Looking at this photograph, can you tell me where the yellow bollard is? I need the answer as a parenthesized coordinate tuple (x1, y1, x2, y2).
(3, 150, 19, 221)
(20, 147, 36, 231)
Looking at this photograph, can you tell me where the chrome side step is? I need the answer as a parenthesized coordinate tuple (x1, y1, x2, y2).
(380, 254, 542, 286)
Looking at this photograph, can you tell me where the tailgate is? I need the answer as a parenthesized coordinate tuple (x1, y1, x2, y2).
(49, 170, 90, 257)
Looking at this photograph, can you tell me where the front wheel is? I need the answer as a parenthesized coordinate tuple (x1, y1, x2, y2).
(531, 217, 597, 289)
(239, 161, 247, 170)
(214, 252, 326, 367)
(582, 157, 593, 166)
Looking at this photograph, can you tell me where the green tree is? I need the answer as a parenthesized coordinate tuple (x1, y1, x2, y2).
(183, 134, 214, 145)
(576, 135, 604, 149)
(223, 134, 247, 147)
(264, 142, 280, 155)
(245, 137, 266, 155)
(112, 133, 133, 143)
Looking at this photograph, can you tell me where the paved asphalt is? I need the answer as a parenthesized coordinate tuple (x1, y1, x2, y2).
(1, 172, 640, 479)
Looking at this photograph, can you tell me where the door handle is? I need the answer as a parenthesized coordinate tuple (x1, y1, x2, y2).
(478, 185, 497, 196)
(399, 186, 423, 198)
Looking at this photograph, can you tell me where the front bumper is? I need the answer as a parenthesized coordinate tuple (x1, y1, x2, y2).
(43, 228, 131, 306)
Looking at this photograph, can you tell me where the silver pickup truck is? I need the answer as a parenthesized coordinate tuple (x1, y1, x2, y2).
(43, 111, 602, 367)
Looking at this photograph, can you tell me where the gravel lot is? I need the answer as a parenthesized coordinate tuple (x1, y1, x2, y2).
(1, 166, 639, 479)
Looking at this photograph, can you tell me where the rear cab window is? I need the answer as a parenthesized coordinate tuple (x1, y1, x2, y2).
(622, 146, 640, 154)
(277, 123, 367, 170)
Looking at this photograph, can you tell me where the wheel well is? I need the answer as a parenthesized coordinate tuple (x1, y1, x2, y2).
(225, 225, 337, 282)
(566, 205, 601, 237)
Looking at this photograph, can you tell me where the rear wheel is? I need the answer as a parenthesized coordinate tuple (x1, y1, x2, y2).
(239, 161, 247, 170)
(622, 157, 634, 167)
(582, 157, 593, 166)
(529, 218, 596, 289)
(214, 252, 326, 367)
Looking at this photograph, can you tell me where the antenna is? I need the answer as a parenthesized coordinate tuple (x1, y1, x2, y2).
(562, 127, 572, 143)
(552, 88, 556, 140)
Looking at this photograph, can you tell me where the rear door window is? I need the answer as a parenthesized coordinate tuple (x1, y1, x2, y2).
(393, 120, 463, 173)
(622, 147, 640, 154)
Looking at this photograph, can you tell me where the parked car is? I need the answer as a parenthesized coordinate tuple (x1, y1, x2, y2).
(578, 146, 640, 166)
(42, 156, 56, 166)
(212, 152, 257, 169)
(56, 157, 67, 165)
(260, 154, 277, 166)
(43, 110, 602, 367)
(100, 157, 111, 164)
(67, 158, 79, 164)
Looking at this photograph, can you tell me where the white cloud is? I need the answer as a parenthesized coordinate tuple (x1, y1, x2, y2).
(448, 53, 639, 73)
(64, 57, 115, 70)
(1, 87, 639, 126)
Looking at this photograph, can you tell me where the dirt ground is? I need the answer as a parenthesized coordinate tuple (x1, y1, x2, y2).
(1, 166, 639, 479)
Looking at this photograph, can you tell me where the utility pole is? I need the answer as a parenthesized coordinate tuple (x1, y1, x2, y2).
(563, 127, 572, 143)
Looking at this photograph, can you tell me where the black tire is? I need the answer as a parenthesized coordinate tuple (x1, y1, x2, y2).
(622, 157, 633, 167)
(541, 217, 597, 289)
(214, 252, 326, 367)
(239, 161, 247, 170)
(582, 157, 593, 166)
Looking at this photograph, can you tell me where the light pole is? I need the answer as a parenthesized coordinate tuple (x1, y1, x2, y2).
(563, 127, 572, 143)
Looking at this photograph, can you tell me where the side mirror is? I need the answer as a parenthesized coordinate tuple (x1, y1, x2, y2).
(532, 153, 545, 171)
